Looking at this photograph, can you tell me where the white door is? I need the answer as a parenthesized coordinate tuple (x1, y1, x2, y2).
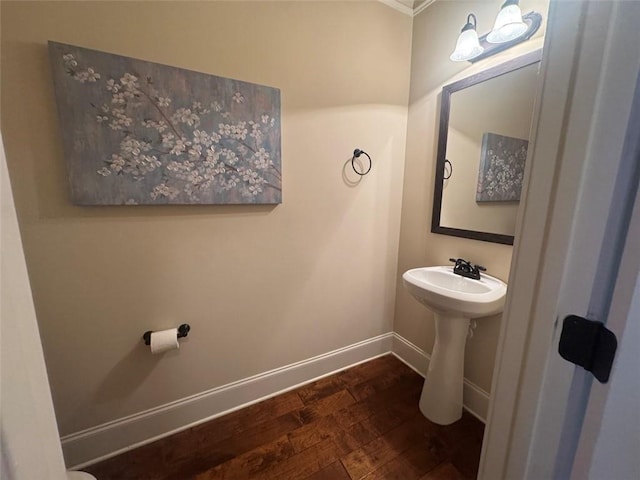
(569, 199, 640, 479)
(1, 135, 69, 479)
(480, 1, 640, 478)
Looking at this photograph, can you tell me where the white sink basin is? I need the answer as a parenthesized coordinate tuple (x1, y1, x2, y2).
(402, 266, 507, 318)
(402, 265, 507, 425)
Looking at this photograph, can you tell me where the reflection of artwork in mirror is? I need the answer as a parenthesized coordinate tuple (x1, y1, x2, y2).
(476, 133, 528, 203)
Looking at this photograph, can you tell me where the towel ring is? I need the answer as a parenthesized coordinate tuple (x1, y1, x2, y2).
(351, 149, 372, 176)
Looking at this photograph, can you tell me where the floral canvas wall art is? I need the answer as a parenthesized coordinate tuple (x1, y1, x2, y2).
(476, 132, 528, 203)
(48, 42, 281, 205)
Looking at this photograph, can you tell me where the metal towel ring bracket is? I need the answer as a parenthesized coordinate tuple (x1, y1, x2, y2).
(351, 149, 372, 176)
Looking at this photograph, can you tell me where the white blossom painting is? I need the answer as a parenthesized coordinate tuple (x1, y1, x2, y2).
(48, 42, 281, 205)
(476, 132, 527, 203)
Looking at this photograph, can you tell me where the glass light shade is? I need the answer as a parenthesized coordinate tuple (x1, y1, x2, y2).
(449, 29, 484, 62)
(487, 4, 528, 43)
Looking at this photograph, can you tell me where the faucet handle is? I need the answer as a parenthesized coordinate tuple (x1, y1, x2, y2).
(450, 258, 483, 280)
(449, 257, 469, 265)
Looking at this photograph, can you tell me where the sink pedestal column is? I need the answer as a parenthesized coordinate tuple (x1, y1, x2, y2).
(419, 313, 470, 425)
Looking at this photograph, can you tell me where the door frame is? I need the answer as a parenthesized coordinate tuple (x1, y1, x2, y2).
(479, 0, 640, 478)
(1, 134, 69, 478)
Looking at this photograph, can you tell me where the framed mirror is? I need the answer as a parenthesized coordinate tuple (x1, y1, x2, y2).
(431, 50, 542, 245)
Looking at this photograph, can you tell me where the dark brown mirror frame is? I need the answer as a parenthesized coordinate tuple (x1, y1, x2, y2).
(431, 49, 542, 245)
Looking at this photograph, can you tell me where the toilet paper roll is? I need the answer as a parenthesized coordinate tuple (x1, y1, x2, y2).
(150, 328, 179, 354)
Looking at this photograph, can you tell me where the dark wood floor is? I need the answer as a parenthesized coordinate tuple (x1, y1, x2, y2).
(85, 354, 484, 479)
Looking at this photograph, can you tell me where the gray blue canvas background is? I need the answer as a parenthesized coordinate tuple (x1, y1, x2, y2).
(49, 41, 281, 205)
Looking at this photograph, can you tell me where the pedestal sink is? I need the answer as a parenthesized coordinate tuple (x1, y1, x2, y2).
(402, 266, 507, 425)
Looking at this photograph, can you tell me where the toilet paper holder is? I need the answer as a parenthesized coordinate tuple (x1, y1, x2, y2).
(143, 324, 191, 346)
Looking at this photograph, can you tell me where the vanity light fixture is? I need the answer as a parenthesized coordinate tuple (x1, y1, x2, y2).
(487, 0, 528, 43)
(449, 3, 542, 63)
(450, 14, 484, 62)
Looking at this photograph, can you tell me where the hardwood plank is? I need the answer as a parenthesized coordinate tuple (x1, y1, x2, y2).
(191, 390, 304, 440)
(193, 434, 295, 479)
(365, 396, 417, 432)
(360, 441, 445, 480)
(296, 375, 349, 405)
(295, 389, 356, 424)
(342, 419, 379, 448)
(419, 462, 466, 480)
(296, 354, 412, 406)
(288, 415, 339, 453)
(437, 412, 485, 447)
(85, 441, 166, 480)
(85, 355, 484, 480)
(160, 426, 210, 472)
(161, 393, 304, 474)
(333, 396, 382, 431)
(341, 404, 409, 450)
(348, 363, 417, 402)
(447, 435, 483, 479)
(162, 412, 303, 478)
(304, 461, 351, 480)
(333, 376, 422, 430)
(432, 413, 484, 479)
(260, 438, 341, 480)
(288, 413, 373, 458)
(341, 414, 433, 479)
(336, 355, 404, 386)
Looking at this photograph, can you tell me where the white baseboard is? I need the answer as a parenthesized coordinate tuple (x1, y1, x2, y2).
(391, 333, 490, 423)
(64, 331, 489, 470)
(63, 333, 394, 469)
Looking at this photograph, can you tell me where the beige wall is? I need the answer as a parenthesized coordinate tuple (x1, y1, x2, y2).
(1, 1, 412, 436)
(395, 0, 549, 393)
